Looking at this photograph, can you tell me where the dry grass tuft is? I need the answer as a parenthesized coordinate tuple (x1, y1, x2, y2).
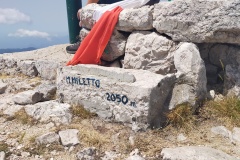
(166, 103, 196, 130)
(23, 144, 64, 156)
(0, 141, 9, 152)
(203, 96, 240, 127)
(0, 73, 11, 79)
(13, 108, 35, 125)
(70, 104, 97, 120)
(79, 127, 110, 148)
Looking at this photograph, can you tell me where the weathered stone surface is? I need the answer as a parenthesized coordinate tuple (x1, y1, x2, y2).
(0, 57, 17, 75)
(0, 58, 6, 70)
(0, 57, 17, 69)
(0, 82, 7, 94)
(79, 28, 90, 42)
(153, 0, 240, 45)
(24, 101, 72, 125)
(59, 129, 80, 146)
(233, 127, 240, 144)
(161, 146, 239, 160)
(102, 151, 120, 160)
(80, 4, 153, 32)
(0, 151, 5, 160)
(169, 43, 207, 109)
(79, 3, 99, 29)
(211, 126, 231, 138)
(101, 30, 127, 62)
(35, 83, 57, 101)
(13, 90, 43, 105)
(224, 65, 240, 96)
(3, 105, 23, 116)
(17, 60, 38, 77)
(126, 149, 144, 160)
(116, 5, 153, 32)
(124, 31, 176, 75)
(57, 64, 176, 128)
(226, 86, 240, 98)
(80, 28, 127, 62)
(76, 147, 96, 160)
(126, 155, 145, 160)
(36, 132, 60, 145)
(35, 60, 59, 80)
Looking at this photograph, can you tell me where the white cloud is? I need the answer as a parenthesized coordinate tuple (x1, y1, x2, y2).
(0, 8, 31, 24)
(8, 29, 51, 40)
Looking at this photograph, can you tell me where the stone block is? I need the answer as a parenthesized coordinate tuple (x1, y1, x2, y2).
(170, 43, 207, 109)
(79, 4, 100, 30)
(116, 5, 153, 32)
(80, 28, 127, 62)
(124, 31, 176, 75)
(57, 64, 176, 128)
(153, 0, 240, 45)
(17, 60, 38, 77)
(24, 101, 72, 125)
(59, 129, 79, 146)
(36, 132, 60, 145)
(35, 60, 59, 80)
(35, 83, 57, 101)
(13, 90, 43, 105)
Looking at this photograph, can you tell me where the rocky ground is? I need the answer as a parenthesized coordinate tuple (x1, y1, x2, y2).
(0, 44, 240, 160)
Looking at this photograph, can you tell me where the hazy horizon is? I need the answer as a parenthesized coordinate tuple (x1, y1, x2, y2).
(0, 0, 87, 49)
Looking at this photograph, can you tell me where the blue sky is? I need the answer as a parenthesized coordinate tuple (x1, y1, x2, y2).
(0, 0, 87, 49)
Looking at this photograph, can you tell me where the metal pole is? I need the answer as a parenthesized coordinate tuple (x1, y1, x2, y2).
(66, 0, 82, 44)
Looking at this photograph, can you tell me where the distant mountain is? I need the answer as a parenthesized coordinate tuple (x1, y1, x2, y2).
(0, 47, 37, 54)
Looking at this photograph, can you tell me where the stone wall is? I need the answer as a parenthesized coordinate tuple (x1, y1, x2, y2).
(1, 0, 240, 129)
(72, 0, 240, 127)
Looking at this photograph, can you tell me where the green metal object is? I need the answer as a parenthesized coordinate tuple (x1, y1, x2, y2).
(66, 0, 82, 44)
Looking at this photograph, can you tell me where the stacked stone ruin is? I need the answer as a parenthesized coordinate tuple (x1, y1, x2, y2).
(1, 0, 240, 129)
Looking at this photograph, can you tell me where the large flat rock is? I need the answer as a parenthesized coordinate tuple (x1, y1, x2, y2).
(0, 44, 73, 64)
(57, 64, 176, 128)
(0, 44, 73, 79)
(153, 0, 240, 45)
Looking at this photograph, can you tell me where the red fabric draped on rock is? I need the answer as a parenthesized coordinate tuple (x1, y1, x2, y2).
(67, 6, 123, 66)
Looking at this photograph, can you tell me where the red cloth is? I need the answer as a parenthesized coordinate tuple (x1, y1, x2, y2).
(67, 6, 123, 66)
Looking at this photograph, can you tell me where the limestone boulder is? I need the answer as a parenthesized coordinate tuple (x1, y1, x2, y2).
(79, 3, 99, 29)
(35, 83, 57, 101)
(80, 4, 153, 32)
(59, 129, 80, 146)
(161, 146, 239, 160)
(17, 60, 38, 77)
(57, 64, 176, 128)
(24, 101, 72, 125)
(153, 0, 240, 45)
(0, 81, 7, 94)
(13, 90, 43, 105)
(116, 5, 153, 32)
(124, 31, 176, 75)
(35, 60, 59, 80)
(169, 43, 207, 109)
(233, 127, 240, 144)
(80, 28, 127, 62)
(36, 132, 60, 145)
